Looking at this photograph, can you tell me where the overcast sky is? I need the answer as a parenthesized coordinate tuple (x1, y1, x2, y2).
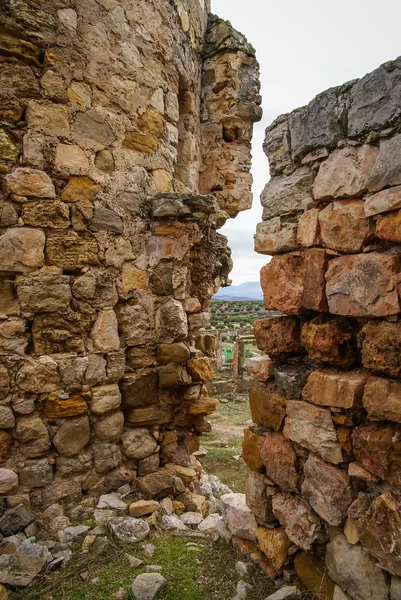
(212, 0, 401, 284)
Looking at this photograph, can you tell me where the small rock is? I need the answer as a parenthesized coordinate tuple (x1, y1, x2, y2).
(94, 509, 117, 523)
(97, 494, 127, 511)
(159, 497, 174, 515)
(237, 580, 253, 599)
(235, 561, 255, 578)
(125, 553, 144, 567)
(80, 571, 89, 581)
(92, 536, 113, 557)
(147, 565, 162, 571)
(198, 514, 218, 532)
(180, 512, 204, 527)
(57, 525, 90, 544)
(109, 517, 150, 544)
(0, 554, 46, 586)
(265, 587, 301, 600)
(142, 543, 155, 557)
(129, 500, 160, 518)
(89, 526, 106, 536)
(130, 573, 167, 600)
(161, 515, 187, 531)
(81, 535, 96, 553)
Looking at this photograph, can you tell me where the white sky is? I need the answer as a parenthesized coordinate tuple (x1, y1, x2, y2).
(213, 0, 401, 284)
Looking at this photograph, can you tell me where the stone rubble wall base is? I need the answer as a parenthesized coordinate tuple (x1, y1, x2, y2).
(238, 57, 401, 600)
(0, 0, 261, 516)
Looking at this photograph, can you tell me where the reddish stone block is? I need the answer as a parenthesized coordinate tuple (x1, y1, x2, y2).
(302, 248, 329, 311)
(249, 384, 286, 431)
(253, 317, 301, 359)
(301, 316, 356, 368)
(325, 253, 400, 317)
(260, 431, 299, 493)
(297, 208, 321, 248)
(272, 493, 325, 551)
(242, 429, 264, 472)
(363, 376, 401, 423)
(244, 356, 275, 382)
(376, 209, 401, 242)
(318, 200, 373, 253)
(352, 422, 401, 487)
(260, 253, 305, 315)
(302, 370, 367, 409)
(358, 321, 401, 377)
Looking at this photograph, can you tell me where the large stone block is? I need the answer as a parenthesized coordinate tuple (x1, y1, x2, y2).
(367, 133, 401, 192)
(254, 317, 301, 359)
(365, 185, 401, 216)
(115, 303, 155, 347)
(4, 167, 55, 198)
(44, 394, 89, 418)
(297, 208, 321, 248)
(302, 248, 329, 312)
(15, 414, 51, 458)
(138, 469, 174, 499)
(260, 253, 305, 315)
(260, 166, 313, 219)
(45, 231, 98, 269)
(263, 116, 292, 176)
(220, 493, 257, 542)
(255, 526, 291, 573)
(301, 317, 357, 368)
(326, 534, 389, 600)
(254, 218, 298, 254)
(302, 455, 352, 526)
(313, 145, 378, 200)
(52, 416, 90, 457)
(376, 209, 401, 242)
(353, 422, 401, 487)
(90, 309, 120, 352)
(318, 200, 372, 253)
(363, 376, 401, 423)
(302, 370, 367, 409)
(359, 321, 401, 377)
(260, 431, 299, 493)
(244, 356, 275, 382)
(0, 228, 45, 272)
(16, 356, 60, 393)
(294, 552, 335, 600)
(357, 493, 401, 576)
(156, 299, 188, 343)
(125, 406, 173, 427)
(121, 428, 158, 460)
(90, 384, 121, 415)
(22, 200, 70, 229)
(27, 100, 70, 137)
(249, 384, 286, 431)
(32, 311, 91, 354)
(242, 429, 264, 472)
(186, 357, 214, 382)
(272, 493, 325, 551)
(326, 253, 400, 317)
(283, 401, 344, 464)
(120, 372, 159, 409)
(93, 411, 124, 442)
(245, 470, 275, 525)
(16, 267, 71, 313)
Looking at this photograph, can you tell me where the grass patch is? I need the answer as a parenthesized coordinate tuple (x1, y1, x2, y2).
(209, 400, 251, 427)
(202, 446, 247, 493)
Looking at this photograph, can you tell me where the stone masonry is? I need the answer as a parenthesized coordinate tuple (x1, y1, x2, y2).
(243, 57, 401, 599)
(0, 1, 261, 512)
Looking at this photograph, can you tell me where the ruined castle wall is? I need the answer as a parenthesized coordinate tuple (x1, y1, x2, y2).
(244, 58, 401, 599)
(0, 1, 260, 510)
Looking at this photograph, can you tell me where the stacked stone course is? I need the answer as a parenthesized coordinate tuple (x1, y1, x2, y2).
(0, 1, 261, 512)
(246, 57, 401, 599)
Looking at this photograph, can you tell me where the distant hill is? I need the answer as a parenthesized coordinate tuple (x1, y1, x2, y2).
(212, 281, 263, 301)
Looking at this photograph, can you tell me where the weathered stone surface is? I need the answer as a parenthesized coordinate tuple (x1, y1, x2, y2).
(150, 260, 174, 296)
(109, 517, 150, 544)
(266, 587, 301, 600)
(159, 364, 191, 388)
(0, 406, 15, 429)
(54, 143, 89, 174)
(129, 500, 160, 518)
(44, 394, 89, 418)
(116, 303, 155, 347)
(22, 200, 70, 229)
(0, 469, 18, 495)
(302, 370, 366, 409)
(363, 376, 401, 423)
(326, 534, 389, 600)
(242, 429, 264, 472)
(275, 361, 315, 400)
(391, 577, 401, 600)
(365, 185, 401, 217)
(318, 200, 372, 253)
(72, 270, 118, 308)
(15, 413, 51, 458)
(0, 554, 46, 586)
(245, 470, 275, 525)
(356, 493, 401, 576)
(156, 299, 188, 343)
(302, 248, 329, 312)
(313, 145, 378, 200)
(297, 208, 321, 248)
(17, 357, 60, 394)
(119, 263, 149, 295)
(272, 493, 325, 551)
(263, 117, 292, 176)
(156, 343, 190, 364)
(16, 267, 71, 313)
(302, 455, 352, 526)
(74, 110, 116, 145)
(93, 411, 124, 442)
(187, 357, 214, 382)
(359, 320, 401, 378)
(45, 231, 98, 269)
(220, 493, 257, 541)
(90, 204, 123, 234)
(138, 469, 173, 499)
(53, 416, 90, 457)
(326, 253, 400, 317)
(61, 176, 102, 203)
(249, 385, 286, 431)
(261, 253, 305, 315)
(254, 219, 298, 254)
(260, 432, 299, 493)
(283, 401, 344, 464)
(294, 552, 335, 600)
(255, 526, 291, 573)
(125, 406, 173, 427)
(40, 479, 82, 508)
(353, 422, 401, 487)
(367, 133, 401, 192)
(90, 384, 121, 415)
(376, 209, 401, 242)
(0, 504, 35, 536)
(0, 228, 45, 272)
(244, 356, 275, 382)
(261, 167, 313, 219)
(301, 317, 356, 369)
(130, 572, 167, 600)
(254, 318, 301, 359)
(4, 167, 55, 198)
(31, 311, 90, 355)
(121, 372, 159, 409)
(90, 310, 120, 352)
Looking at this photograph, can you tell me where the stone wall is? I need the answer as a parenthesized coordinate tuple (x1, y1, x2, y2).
(0, 1, 261, 510)
(244, 58, 401, 600)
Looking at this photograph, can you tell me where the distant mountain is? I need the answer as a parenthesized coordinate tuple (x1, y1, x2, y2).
(212, 281, 263, 301)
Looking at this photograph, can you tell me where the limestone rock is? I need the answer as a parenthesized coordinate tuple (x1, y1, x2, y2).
(244, 356, 275, 382)
(161, 515, 187, 531)
(159, 364, 191, 387)
(4, 167, 55, 198)
(326, 534, 389, 600)
(15, 414, 51, 458)
(358, 321, 401, 377)
(44, 394, 89, 419)
(364, 185, 401, 216)
(61, 176, 102, 203)
(156, 343, 190, 364)
(283, 401, 344, 464)
(272, 493, 324, 551)
(302, 370, 366, 409)
(121, 428, 158, 460)
(120, 372, 159, 409)
(326, 253, 400, 317)
(53, 416, 90, 457)
(90, 310, 120, 352)
(97, 494, 127, 511)
(220, 493, 257, 541)
(57, 525, 90, 543)
(302, 455, 352, 526)
(297, 208, 321, 247)
(367, 133, 401, 192)
(93, 411, 124, 442)
(54, 143, 89, 174)
(356, 493, 401, 576)
(130, 573, 167, 600)
(363, 376, 401, 423)
(260, 166, 313, 219)
(16, 267, 71, 313)
(125, 406, 173, 427)
(260, 432, 299, 493)
(0, 469, 18, 495)
(242, 429, 265, 472)
(186, 357, 214, 382)
(115, 304, 155, 347)
(245, 470, 275, 526)
(0, 554, 46, 586)
(108, 516, 150, 544)
(261, 253, 305, 315)
(302, 247, 329, 312)
(0, 228, 45, 272)
(255, 526, 292, 573)
(45, 231, 98, 269)
(90, 384, 121, 415)
(0, 406, 15, 429)
(294, 552, 335, 600)
(318, 201, 372, 253)
(138, 469, 174, 499)
(265, 587, 301, 600)
(353, 422, 401, 487)
(313, 145, 378, 200)
(254, 318, 301, 359)
(263, 117, 292, 175)
(376, 209, 401, 242)
(0, 504, 35, 536)
(301, 317, 357, 369)
(254, 219, 298, 254)
(156, 299, 188, 343)
(249, 384, 286, 431)
(90, 204, 123, 234)
(129, 500, 160, 518)
(74, 110, 116, 145)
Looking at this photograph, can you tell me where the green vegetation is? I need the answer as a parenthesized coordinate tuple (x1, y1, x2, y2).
(210, 301, 273, 329)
